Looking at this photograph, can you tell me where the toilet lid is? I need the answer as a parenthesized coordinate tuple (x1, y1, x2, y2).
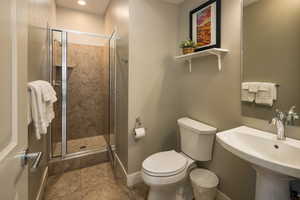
(142, 150, 188, 177)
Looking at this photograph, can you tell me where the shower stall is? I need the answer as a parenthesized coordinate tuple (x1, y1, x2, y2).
(48, 28, 116, 162)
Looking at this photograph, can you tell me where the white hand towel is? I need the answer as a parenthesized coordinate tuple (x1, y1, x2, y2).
(241, 89, 255, 102)
(248, 82, 260, 93)
(37, 80, 57, 125)
(242, 82, 249, 90)
(241, 82, 255, 102)
(28, 80, 57, 140)
(258, 83, 277, 100)
(255, 83, 277, 106)
(28, 81, 47, 140)
(37, 80, 57, 103)
(27, 89, 32, 125)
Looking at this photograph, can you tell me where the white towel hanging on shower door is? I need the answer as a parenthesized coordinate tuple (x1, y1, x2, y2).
(28, 80, 57, 140)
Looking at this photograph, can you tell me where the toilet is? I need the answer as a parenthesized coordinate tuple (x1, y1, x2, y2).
(142, 117, 218, 200)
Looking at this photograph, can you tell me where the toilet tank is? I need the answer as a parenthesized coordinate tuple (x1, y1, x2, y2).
(177, 118, 217, 161)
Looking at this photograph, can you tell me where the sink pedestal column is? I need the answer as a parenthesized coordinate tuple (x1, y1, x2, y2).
(254, 166, 293, 200)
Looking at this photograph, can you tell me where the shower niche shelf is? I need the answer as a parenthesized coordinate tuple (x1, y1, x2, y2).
(55, 64, 76, 69)
(174, 48, 229, 72)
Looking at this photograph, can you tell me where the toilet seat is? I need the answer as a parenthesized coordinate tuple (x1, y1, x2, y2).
(142, 150, 188, 177)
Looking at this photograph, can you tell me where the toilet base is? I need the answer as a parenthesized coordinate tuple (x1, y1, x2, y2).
(148, 185, 177, 200)
(143, 151, 196, 200)
(147, 179, 194, 200)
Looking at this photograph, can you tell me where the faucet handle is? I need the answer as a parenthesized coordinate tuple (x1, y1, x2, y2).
(270, 109, 281, 125)
(269, 117, 277, 126)
(277, 111, 286, 120)
(274, 109, 283, 118)
(288, 106, 297, 114)
(286, 105, 299, 125)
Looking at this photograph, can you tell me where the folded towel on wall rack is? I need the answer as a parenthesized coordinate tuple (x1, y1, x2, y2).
(241, 82, 277, 106)
(241, 82, 256, 102)
(255, 82, 277, 106)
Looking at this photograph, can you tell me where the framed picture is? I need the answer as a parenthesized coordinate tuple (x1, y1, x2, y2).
(190, 0, 221, 52)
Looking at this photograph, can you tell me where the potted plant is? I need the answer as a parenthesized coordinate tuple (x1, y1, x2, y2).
(180, 40, 196, 55)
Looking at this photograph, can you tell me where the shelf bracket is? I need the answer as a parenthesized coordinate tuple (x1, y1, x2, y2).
(210, 52, 222, 71)
(187, 59, 192, 72)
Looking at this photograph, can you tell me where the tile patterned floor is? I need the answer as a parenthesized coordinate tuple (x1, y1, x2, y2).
(53, 135, 107, 156)
(44, 162, 148, 200)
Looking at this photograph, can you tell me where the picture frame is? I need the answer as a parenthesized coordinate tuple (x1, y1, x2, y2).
(189, 0, 221, 52)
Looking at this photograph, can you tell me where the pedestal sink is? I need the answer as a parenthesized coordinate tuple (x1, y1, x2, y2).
(217, 126, 300, 200)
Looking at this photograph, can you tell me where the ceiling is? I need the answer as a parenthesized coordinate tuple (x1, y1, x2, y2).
(56, 0, 111, 15)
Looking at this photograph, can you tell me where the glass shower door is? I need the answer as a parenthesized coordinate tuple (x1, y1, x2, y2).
(106, 31, 117, 165)
(50, 29, 111, 158)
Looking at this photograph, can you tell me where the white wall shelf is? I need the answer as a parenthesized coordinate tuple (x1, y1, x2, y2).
(174, 48, 229, 72)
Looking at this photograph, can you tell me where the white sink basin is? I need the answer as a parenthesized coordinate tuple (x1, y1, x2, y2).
(217, 126, 300, 200)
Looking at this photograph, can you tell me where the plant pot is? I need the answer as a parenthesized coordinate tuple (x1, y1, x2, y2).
(182, 47, 195, 55)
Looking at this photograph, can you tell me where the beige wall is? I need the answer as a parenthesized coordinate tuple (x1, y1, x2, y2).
(178, 0, 257, 199)
(104, 0, 130, 170)
(56, 7, 106, 46)
(28, 0, 56, 200)
(128, 0, 181, 174)
(28, 0, 56, 81)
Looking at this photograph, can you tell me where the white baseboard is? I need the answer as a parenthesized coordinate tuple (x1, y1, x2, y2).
(36, 167, 48, 200)
(127, 171, 143, 187)
(114, 153, 143, 187)
(217, 190, 232, 200)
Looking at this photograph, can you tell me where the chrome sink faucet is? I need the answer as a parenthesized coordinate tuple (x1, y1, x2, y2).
(270, 106, 299, 140)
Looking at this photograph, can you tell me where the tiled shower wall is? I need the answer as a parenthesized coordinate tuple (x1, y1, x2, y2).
(52, 41, 109, 143)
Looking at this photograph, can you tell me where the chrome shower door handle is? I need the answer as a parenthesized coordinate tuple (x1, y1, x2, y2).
(21, 149, 43, 171)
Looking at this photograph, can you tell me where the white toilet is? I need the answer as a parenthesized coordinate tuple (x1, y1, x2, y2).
(142, 117, 218, 200)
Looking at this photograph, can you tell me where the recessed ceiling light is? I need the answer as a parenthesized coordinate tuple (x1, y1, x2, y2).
(77, 0, 86, 6)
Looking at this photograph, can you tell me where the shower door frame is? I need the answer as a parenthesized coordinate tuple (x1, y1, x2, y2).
(106, 30, 118, 167)
(49, 28, 114, 160)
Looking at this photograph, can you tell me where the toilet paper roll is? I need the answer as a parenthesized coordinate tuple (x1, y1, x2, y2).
(134, 127, 146, 139)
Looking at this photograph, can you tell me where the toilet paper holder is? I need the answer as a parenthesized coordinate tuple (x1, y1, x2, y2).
(135, 117, 143, 128)
(133, 117, 146, 139)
